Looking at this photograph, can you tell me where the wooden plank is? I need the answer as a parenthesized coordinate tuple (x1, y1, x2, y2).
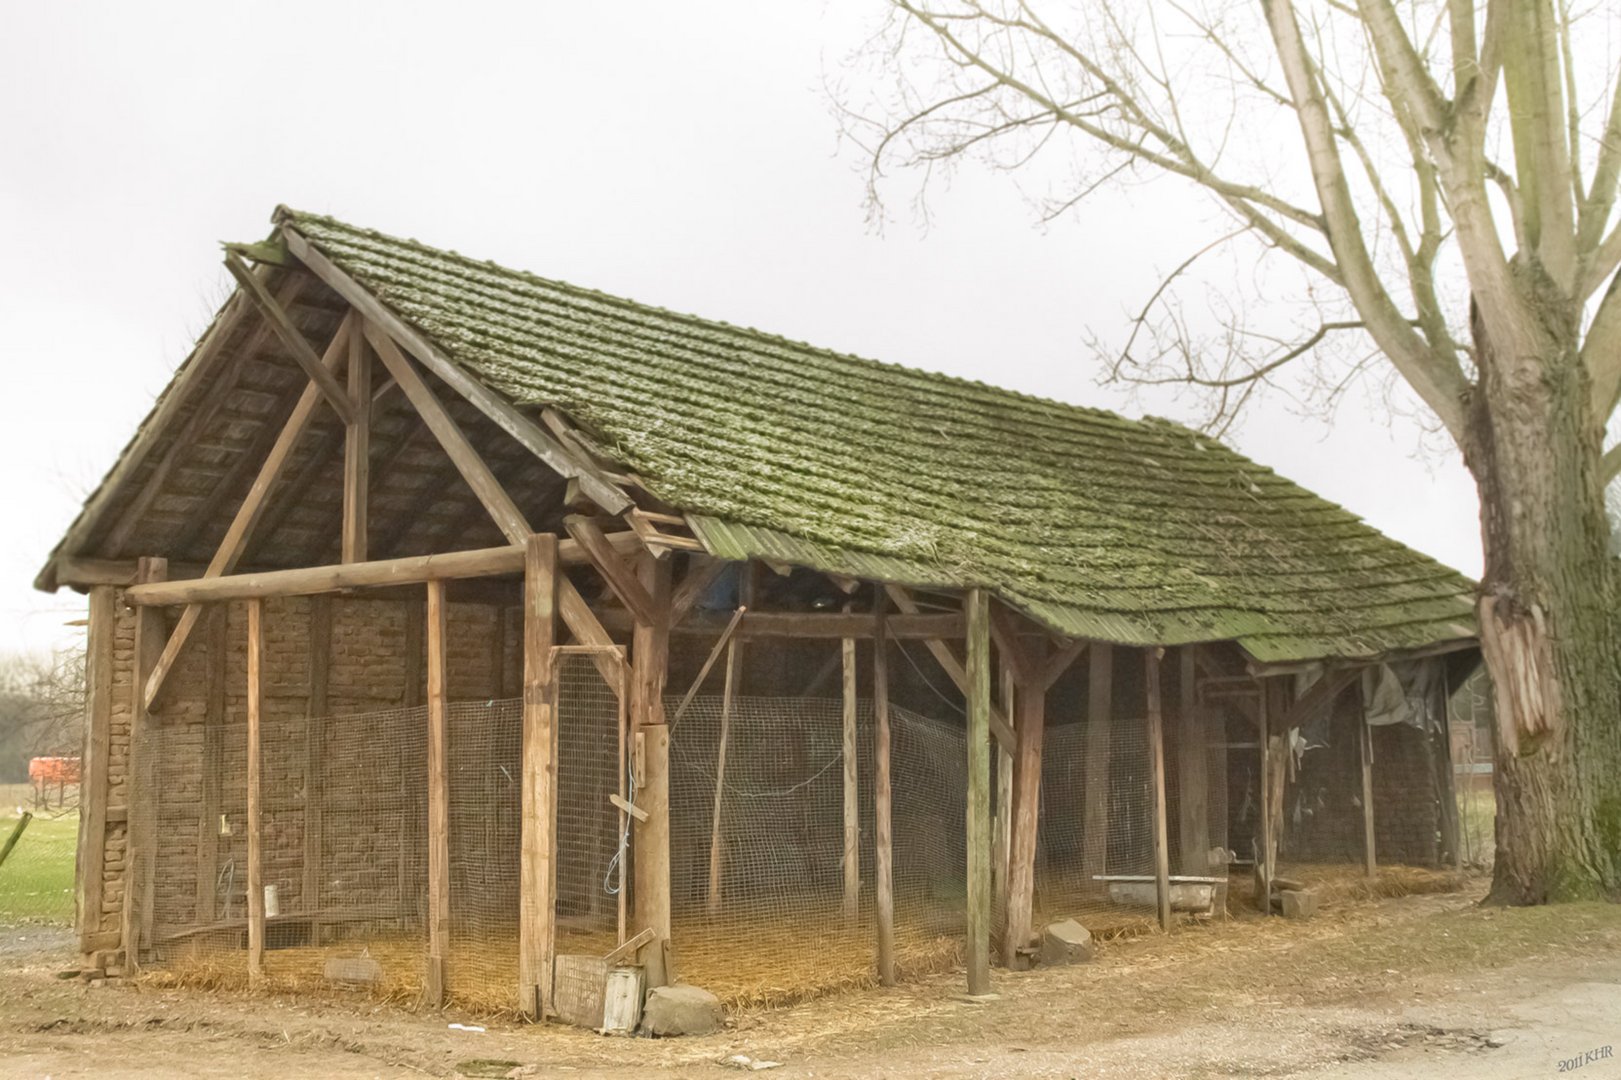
(882, 585, 1014, 750)
(564, 516, 655, 625)
(425, 579, 450, 1007)
(1358, 681, 1377, 879)
(1040, 639, 1087, 692)
(303, 598, 330, 928)
(196, 606, 227, 925)
(124, 534, 636, 607)
(519, 534, 559, 1019)
(705, 638, 737, 914)
(363, 322, 531, 546)
(630, 553, 673, 987)
(1257, 679, 1274, 909)
(1146, 648, 1172, 932)
(872, 605, 895, 986)
(964, 588, 992, 997)
(841, 618, 860, 924)
(75, 586, 115, 956)
(283, 226, 631, 514)
(1004, 637, 1047, 967)
(342, 328, 372, 562)
(992, 662, 1013, 934)
(142, 315, 356, 710)
(1176, 647, 1209, 875)
(246, 597, 265, 985)
(1080, 643, 1114, 887)
(124, 558, 167, 971)
(224, 252, 355, 425)
(670, 606, 747, 726)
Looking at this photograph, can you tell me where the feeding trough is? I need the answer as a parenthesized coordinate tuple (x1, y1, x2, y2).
(1093, 875, 1222, 915)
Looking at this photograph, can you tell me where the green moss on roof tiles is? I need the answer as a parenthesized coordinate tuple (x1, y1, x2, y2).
(278, 208, 1477, 662)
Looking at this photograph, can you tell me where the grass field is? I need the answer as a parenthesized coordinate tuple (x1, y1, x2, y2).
(0, 784, 78, 926)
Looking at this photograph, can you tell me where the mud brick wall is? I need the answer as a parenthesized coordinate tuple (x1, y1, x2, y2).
(95, 593, 519, 945)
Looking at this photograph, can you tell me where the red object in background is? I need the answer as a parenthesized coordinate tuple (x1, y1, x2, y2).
(28, 757, 80, 786)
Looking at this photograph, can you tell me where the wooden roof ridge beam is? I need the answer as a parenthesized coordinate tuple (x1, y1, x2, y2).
(124, 532, 639, 606)
(363, 321, 531, 546)
(564, 515, 656, 624)
(142, 313, 358, 710)
(884, 584, 1014, 751)
(225, 252, 355, 426)
(281, 225, 632, 515)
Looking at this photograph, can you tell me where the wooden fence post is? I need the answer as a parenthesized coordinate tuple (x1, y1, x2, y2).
(519, 534, 558, 1019)
(964, 589, 992, 997)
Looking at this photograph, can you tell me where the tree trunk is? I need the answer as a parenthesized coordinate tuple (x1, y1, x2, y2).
(1464, 295, 1621, 904)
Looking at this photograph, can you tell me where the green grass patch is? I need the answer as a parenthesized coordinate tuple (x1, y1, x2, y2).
(0, 805, 79, 926)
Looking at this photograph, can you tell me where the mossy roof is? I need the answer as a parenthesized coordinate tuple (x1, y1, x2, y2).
(278, 209, 1476, 663)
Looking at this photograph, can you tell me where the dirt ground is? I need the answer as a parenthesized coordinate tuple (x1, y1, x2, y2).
(4, 882, 1619, 1079)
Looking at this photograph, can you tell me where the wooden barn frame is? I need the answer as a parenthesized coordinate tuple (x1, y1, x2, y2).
(40, 208, 1480, 1018)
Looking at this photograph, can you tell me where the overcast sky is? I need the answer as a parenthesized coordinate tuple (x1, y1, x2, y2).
(0, 1, 1482, 657)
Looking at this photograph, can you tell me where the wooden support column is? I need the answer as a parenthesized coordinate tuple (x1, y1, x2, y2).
(519, 534, 558, 1019)
(1358, 681, 1377, 879)
(872, 604, 895, 986)
(1003, 641, 1047, 968)
(425, 580, 450, 1007)
(705, 639, 737, 914)
(196, 606, 227, 924)
(1257, 679, 1275, 909)
(631, 552, 674, 986)
(342, 327, 371, 563)
(1146, 648, 1172, 931)
(123, 557, 166, 971)
(75, 586, 116, 956)
(246, 597, 265, 986)
(992, 663, 1014, 928)
(963, 589, 992, 997)
(1176, 648, 1209, 874)
(1081, 644, 1113, 888)
(841, 617, 860, 924)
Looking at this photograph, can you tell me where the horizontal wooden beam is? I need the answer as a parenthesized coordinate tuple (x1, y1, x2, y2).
(124, 534, 639, 607)
(598, 607, 964, 641)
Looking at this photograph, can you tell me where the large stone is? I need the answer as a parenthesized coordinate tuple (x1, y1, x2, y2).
(1279, 889, 1319, 919)
(1038, 919, 1094, 966)
(638, 984, 724, 1037)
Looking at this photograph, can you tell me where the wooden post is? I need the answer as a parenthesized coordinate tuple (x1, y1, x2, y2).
(425, 579, 450, 1007)
(1146, 648, 1172, 931)
(964, 589, 992, 997)
(246, 597, 265, 986)
(519, 534, 558, 1019)
(303, 597, 331, 921)
(1431, 667, 1461, 869)
(841, 620, 860, 923)
(1081, 643, 1113, 888)
(992, 663, 1014, 928)
(123, 557, 166, 972)
(196, 606, 227, 925)
(1358, 681, 1377, 879)
(872, 604, 895, 986)
(705, 639, 737, 914)
(1257, 679, 1274, 909)
(75, 586, 116, 956)
(1004, 640, 1046, 968)
(1176, 648, 1209, 875)
(631, 553, 674, 986)
(342, 328, 371, 563)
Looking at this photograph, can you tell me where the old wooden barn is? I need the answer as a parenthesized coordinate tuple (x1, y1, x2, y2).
(38, 207, 1480, 1020)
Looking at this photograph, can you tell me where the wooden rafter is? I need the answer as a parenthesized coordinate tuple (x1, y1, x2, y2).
(225, 252, 354, 425)
(564, 515, 656, 624)
(143, 314, 357, 710)
(671, 554, 730, 624)
(283, 226, 631, 514)
(363, 322, 531, 546)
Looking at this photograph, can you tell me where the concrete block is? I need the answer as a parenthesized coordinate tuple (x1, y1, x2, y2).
(639, 984, 723, 1037)
(1280, 889, 1319, 919)
(1038, 918, 1094, 966)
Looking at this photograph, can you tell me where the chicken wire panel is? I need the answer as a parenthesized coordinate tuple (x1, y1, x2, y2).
(446, 698, 521, 1012)
(153, 704, 429, 1003)
(554, 654, 625, 956)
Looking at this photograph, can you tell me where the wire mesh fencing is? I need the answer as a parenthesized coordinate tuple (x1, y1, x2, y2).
(446, 698, 521, 1013)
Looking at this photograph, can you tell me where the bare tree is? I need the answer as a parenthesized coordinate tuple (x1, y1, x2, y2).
(844, 0, 1621, 904)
